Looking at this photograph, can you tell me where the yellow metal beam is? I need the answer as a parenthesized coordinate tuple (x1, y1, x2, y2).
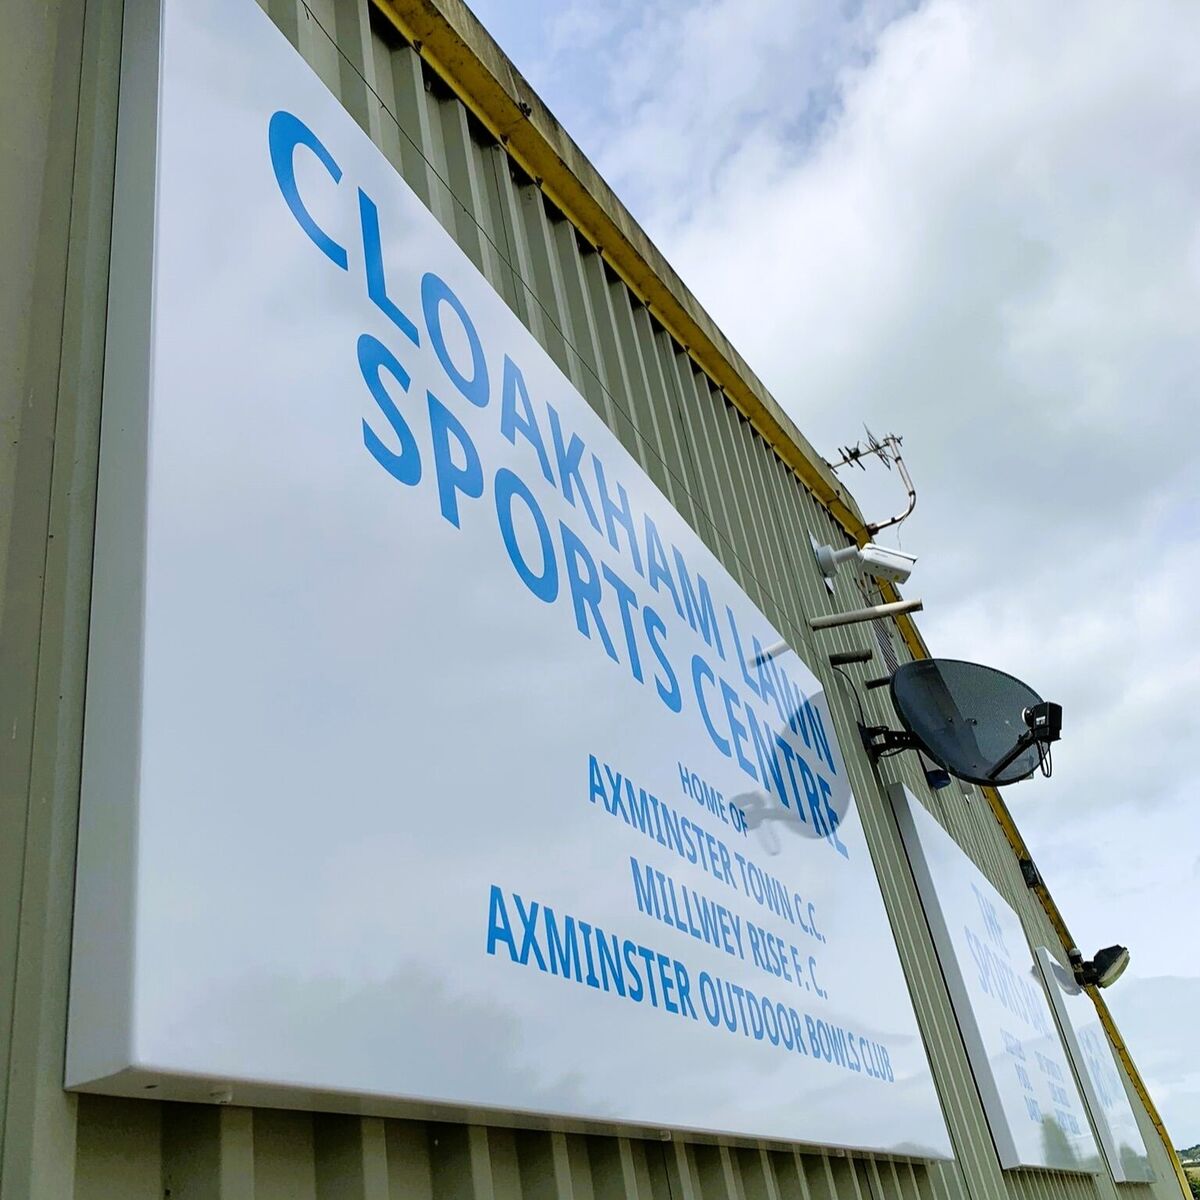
(369, 0, 865, 542)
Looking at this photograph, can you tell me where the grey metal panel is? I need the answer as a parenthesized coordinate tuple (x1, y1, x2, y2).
(1, 0, 123, 1193)
(0, 0, 1183, 1195)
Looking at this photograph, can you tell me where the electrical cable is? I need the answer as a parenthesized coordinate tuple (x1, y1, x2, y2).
(831, 663, 867, 727)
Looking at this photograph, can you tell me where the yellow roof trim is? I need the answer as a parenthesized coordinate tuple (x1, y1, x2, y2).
(370, 0, 866, 544)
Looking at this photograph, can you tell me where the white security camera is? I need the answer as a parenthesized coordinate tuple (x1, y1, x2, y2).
(813, 541, 917, 585)
(858, 544, 918, 584)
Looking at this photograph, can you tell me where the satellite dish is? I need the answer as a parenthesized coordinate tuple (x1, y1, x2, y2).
(887, 659, 1061, 786)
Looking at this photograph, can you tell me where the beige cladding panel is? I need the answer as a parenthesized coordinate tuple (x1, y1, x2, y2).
(0, 0, 1184, 1196)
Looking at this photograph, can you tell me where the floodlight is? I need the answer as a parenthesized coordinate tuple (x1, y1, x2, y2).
(1069, 945, 1130, 989)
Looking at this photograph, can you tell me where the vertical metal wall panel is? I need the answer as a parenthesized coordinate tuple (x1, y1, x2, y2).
(0, 0, 125, 1192)
(0, 0, 1183, 1196)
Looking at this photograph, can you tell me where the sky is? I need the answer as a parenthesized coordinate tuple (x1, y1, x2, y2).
(466, 0, 1200, 1146)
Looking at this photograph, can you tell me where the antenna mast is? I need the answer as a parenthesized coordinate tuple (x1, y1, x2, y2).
(829, 429, 916, 536)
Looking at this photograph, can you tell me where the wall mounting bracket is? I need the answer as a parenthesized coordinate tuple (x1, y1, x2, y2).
(859, 724, 919, 761)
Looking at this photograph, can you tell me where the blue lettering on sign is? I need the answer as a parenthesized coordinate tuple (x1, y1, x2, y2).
(964, 926, 1051, 1036)
(422, 271, 489, 408)
(495, 467, 558, 603)
(267, 109, 850, 861)
(630, 854, 745, 961)
(359, 189, 420, 345)
(970, 883, 1008, 954)
(268, 110, 347, 269)
(486, 884, 888, 1078)
(357, 333, 420, 485)
(500, 356, 553, 483)
(487, 884, 696, 1017)
(427, 390, 483, 527)
(644, 606, 681, 712)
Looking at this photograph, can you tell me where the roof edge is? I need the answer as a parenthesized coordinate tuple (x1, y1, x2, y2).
(370, 0, 866, 540)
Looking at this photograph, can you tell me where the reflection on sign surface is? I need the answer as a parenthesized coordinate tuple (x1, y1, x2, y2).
(890, 785, 1098, 1171)
(1036, 948, 1154, 1182)
(65, 0, 951, 1158)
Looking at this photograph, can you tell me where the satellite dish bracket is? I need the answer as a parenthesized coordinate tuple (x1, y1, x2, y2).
(859, 723, 919, 761)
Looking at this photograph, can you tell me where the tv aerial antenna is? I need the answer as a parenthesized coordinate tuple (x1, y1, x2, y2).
(829, 428, 916, 536)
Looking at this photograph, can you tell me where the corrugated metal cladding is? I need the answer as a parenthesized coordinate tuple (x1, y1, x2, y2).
(0, 0, 1182, 1196)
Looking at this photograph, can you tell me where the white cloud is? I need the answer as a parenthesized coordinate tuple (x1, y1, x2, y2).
(503, 0, 1200, 1145)
(1107, 976, 1200, 1151)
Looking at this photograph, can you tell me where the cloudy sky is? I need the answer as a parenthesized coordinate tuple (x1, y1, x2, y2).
(467, 0, 1200, 1146)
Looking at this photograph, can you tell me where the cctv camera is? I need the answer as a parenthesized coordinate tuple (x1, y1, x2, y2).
(857, 543, 917, 584)
(813, 540, 917, 584)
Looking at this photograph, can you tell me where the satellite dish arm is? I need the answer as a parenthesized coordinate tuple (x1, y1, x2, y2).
(986, 701, 1062, 780)
(985, 730, 1042, 780)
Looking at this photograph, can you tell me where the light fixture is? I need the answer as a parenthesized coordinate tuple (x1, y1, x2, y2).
(813, 540, 917, 585)
(1069, 945, 1130, 989)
